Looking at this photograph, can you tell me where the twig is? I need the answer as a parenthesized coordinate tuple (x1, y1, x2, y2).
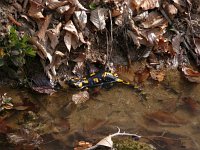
(7, 14, 22, 26)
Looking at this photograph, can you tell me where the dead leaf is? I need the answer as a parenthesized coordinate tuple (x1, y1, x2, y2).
(36, 14, 52, 41)
(90, 7, 108, 30)
(172, 33, 182, 53)
(194, 38, 200, 56)
(154, 38, 176, 56)
(14, 106, 29, 111)
(72, 91, 89, 104)
(46, 0, 68, 10)
(28, 0, 44, 19)
(64, 32, 72, 52)
(74, 141, 93, 150)
(32, 86, 56, 95)
(182, 97, 200, 113)
(145, 110, 186, 126)
(56, 5, 70, 14)
(141, 11, 167, 29)
(130, 0, 160, 11)
(73, 11, 87, 30)
(150, 69, 165, 82)
(63, 20, 79, 37)
(182, 66, 200, 83)
(29, 36, 52, 62)
(7, 15, 22, 26)
(46, 22, 62, 49)
(68, 0, 88, 11)
(135, 67, 150, 83)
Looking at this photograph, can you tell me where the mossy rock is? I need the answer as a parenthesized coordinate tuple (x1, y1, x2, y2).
(113, 138, 155, 150)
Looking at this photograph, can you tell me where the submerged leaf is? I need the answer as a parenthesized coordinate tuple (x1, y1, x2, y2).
(72, 91, 89, 104)
(90, 7, 107, 30)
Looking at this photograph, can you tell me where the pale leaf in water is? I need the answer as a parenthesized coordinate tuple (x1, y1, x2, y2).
(72, 91, 89, 104)
(46, 22, 62, 49)
(90, 7, 108, 30)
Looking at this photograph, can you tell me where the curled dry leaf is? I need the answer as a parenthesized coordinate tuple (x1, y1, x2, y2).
(182, 66, 200, 83)
(46, 22, 62, 49)
(73, 11, 87, 30)
(150, 69, 165, 82)
(36, 14, 52, 41)
(28, 0, 44, 19)
(72, 91, 89, 104)
(68, 0, 88, 11)
(135, 67, 150, 83)
(63, 20, 78, 37)
(141, 11, 167, 29)
(90, 7, 108, 30)
(172, 33, 182, 53)
(64, 32, 72, 52)
(127, 30, 143, 47)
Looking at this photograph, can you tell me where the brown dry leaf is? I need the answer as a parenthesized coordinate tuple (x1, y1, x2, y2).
(127, 30, 143, 48)
(0, 48, 5, 57)
(141, 11, 167, 29)
(130, 0, 160, 11)
(56, 5, 70, 14)
(154, 38, 176, 56)
(28, 0, 44, 19)
(68, 0, 88, 11)
(73, 11, 87, 30)
(182, 97, 200, 113)
(63, 20, 79, 37)
(164, 4, 178, 18)
(72, 91, 89, 104)
(116, 65, 134, 82)
(150, 69, 165, 82)
(36, 14, 52, 41)
(90, 7, 108, 30)
(29, 36, 52, 62)
(46, 22, 62, 49)
(194, 38, 200, 56)
(172, 33, 182, 53)
(32, 86, 56, 95)
(74, 141, 93, 150)
(135, 67, 150, 83)
(46, 0, 68, 10)
(145, 110, 186, 126)
(182, 66, 200, 83)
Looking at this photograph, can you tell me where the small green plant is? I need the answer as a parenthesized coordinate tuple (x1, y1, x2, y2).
(0, 26, 36, 68)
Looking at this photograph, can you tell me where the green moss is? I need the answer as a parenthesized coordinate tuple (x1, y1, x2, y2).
(113, 138, 155, 150)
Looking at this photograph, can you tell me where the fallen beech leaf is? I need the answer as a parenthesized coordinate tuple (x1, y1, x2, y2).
(127, 30, 143, 48)
(64, 32, 72, 52)
(28, 0, 44, 19)
(63, 20, 79, 37)
(72, 91, 89, 104)
(141, 11, 167, 29)
(29, 36, 52, 62)
(46, 0, 68, 10)
(172, 33, 182, 53)
(14, 106, 29, 111)
(150, 69, 165, 82)
(90, 7, 108, 30)
(130, 0, 160, 11)
(36, 14, 52, 41)
(56, 5, 70, 14)
(73, 11, 87, 30)
(32, 86, 56, 95)
(145, 110, 186, 126)
(46, 22, 62, 49)
(182, 66, 200, 83)
(68, 0, 88, 11)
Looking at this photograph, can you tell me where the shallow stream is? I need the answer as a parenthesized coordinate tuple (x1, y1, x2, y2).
(0, 69, 200, 150)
